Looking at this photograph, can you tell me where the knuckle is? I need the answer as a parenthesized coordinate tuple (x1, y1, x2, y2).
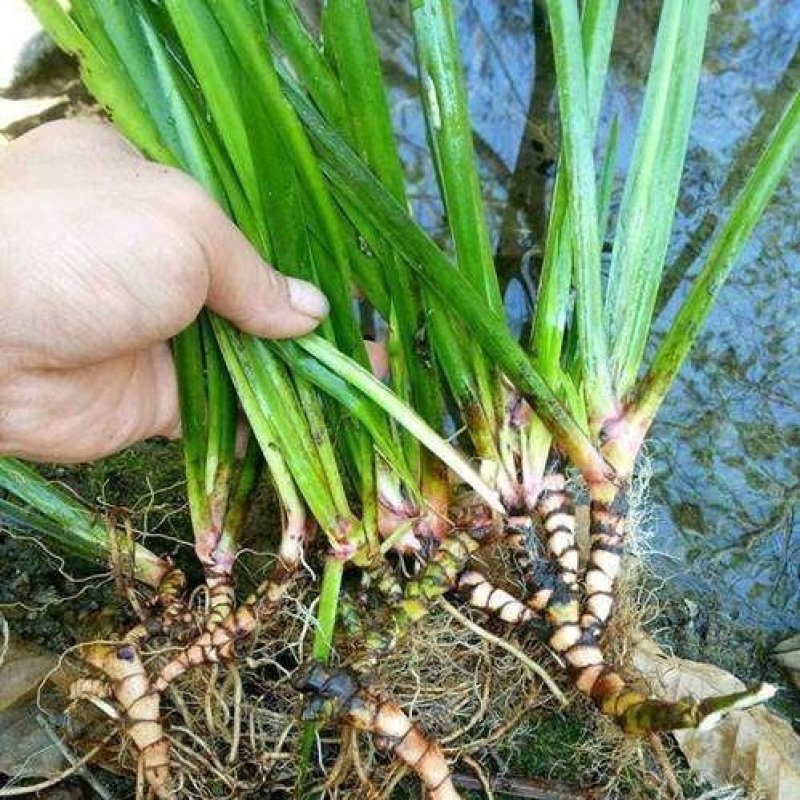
(152, 166, 217, 221)
(20, 118, 132, 157)
(259, 262, 287, 297)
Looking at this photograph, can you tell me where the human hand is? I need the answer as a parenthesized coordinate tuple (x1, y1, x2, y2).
(0, 119, 329, 463)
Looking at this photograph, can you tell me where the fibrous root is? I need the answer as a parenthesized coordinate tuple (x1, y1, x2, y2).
(295, 661, 461, 800)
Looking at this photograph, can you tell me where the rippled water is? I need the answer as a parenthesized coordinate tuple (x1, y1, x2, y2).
(374, 0, 799, 645)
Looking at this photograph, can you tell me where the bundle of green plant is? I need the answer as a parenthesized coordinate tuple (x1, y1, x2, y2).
(0, 0, 795, 796)
(0, 456, 181, 594)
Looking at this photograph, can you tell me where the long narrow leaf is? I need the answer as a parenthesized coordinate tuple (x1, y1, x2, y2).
(323, 0, 445, 476)
(0, 459, 169, 587)
(172, 324, 211, 532)
(530, 0, 618, 387)
(207, 0, 368, 366)
(212, 322, 348, 541)
(604, 0, 684, 341)
(632, 90, 800, 429)
(411, 0, 503, 314)
(606, 0, 711, 395)
(411, 0, 503, 447)
(546, 0, 614, 424)
(281, 77, 610, 481)
(319, 0, 420, 428)
(335, 188, 498, 460)
(27, 0, 172, 163)
(597, 115, 620, 244)
(267, 340, 418, 493)
(261, 0, 347, 127)
(290, 336, 505, 512)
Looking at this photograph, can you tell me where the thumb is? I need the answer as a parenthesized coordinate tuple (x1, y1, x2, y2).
(196, 199, 329, 338)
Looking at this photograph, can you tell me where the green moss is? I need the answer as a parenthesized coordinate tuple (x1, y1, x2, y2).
(508, 711, 590, 782)
(43, 440, 185, 513)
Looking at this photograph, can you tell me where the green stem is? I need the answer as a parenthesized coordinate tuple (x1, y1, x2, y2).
(220, 436, 262, 553)
(294, 336, 505, 513)
(312, 557, 345, 662)
(295, 553, 346, 800)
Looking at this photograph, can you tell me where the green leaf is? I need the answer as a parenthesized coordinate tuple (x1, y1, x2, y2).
(261, 0, 347, 127)
(323, 0, 446, 474)
(313, 557, 345, 661)
(411, 0, 503, 314)
(606, 0, 711, 396)
(291, 336, 505, 514)
(597, 115, 620, 248)
(207, 0, 368, 366)
(530, 0, 618, 390)
(212, 321, 351, 541)
(280, 72, 610, 481)
(546, 0, 614, 424)
(200, 317, 237, 503)
(632, 89, 800, 429)
(26, 0, 173, 163)
(0, 459, 91, 536)
(268, 340, 417, 494)
(0, 460, 168, 587)
(164, 0, 263, 212)
(411, 0, 503, 449)
(172, 324, 211, 533)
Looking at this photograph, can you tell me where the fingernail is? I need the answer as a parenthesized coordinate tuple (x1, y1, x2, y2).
(288, 278, 329, 320)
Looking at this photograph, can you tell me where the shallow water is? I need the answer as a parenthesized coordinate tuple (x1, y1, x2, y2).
(376, 0, 799, 651)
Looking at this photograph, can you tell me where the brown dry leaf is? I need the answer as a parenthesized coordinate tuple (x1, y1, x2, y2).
(772, 634, 800, 690)
(0, 636, 59, 712)
(0, 704, 67, 779)
(633, 634, 800, 800)
(0, 627, 68, 778)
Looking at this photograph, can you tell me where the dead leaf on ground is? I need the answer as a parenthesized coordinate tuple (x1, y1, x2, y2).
(0, 624, 68, 778)
(0, 635, 59, 712)
(0, 704, 67, 779)
(772, 633, 800, 690)
(633, 634, 800, 800)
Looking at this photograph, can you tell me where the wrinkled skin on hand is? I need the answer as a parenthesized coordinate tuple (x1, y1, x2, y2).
(0, 119, 329, 462)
